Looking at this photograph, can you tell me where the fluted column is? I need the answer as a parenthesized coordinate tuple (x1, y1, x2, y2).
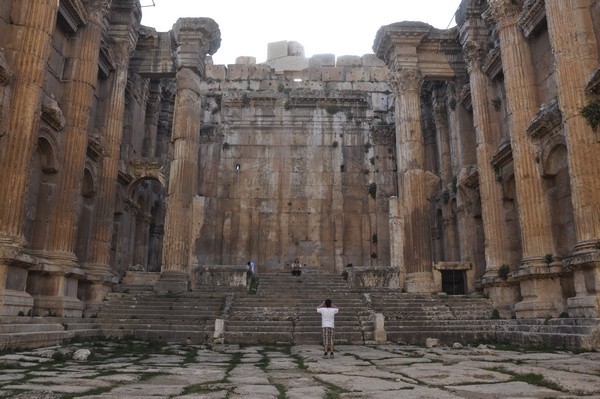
(0, 0, 58, 242)
(44, 1, 108, 258)
(156, 18, 221, 293)
(83, 16, 139, 314)
(489, 0, 561, 317)
(546, 0, 600, 250)
(0, 0, 58, 316)
(462, 33, 519, 315)
(545, 0, 600, 318)
(490, 0, 554, 262)
(391, 68, 439, 293)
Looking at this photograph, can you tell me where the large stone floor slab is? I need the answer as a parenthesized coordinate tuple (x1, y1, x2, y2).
(1, 341, 599, 398)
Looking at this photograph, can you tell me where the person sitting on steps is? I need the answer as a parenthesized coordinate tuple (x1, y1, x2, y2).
(291, 258, 302, 276)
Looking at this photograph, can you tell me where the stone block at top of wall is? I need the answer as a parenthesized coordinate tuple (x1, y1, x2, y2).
(250, 64, 274, 80)
(322, 67, 346, 82)
(369, 67, 389, 82)
(235, 56, 256, 65)
(206, 64, 226, 80)
(226, 64, 252, 80)
(362, 54, 387, 67)
(337, 55, 362, 66)
(346, 67, 370, 82)
(302, 67, 323, 81)
(309, 54, 336, 67)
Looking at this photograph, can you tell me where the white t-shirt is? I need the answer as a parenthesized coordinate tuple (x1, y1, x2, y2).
(317, 307, 339, 328)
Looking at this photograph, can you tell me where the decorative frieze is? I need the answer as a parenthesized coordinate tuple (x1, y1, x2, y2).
(41, 94, 66, 131)
(459, 84, 472, 111)
(482, 48, 502, 80)
(98, 41, 115, 79)
(57, 0, 87, 34)
(526, 98, 562, 139)
(518, 0, 546, 39)
(491, 140, 512, 168)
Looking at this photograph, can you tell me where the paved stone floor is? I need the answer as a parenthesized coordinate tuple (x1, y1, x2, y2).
(1, 340, 600, 398)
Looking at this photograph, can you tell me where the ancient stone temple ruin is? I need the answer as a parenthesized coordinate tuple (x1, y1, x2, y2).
(1, 0, 599, 349)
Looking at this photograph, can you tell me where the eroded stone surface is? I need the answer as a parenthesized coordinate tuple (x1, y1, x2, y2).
(1, 341, 599, 398)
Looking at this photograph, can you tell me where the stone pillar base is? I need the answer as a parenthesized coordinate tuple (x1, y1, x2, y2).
(405, 272, 437, 294)
(374, 313, 387, 343)
(0, 289, 34, 316)
(154, 270, 190, 294)
(567, 295, 599, 318)
(483, 281, 520, 318)
(32, 295, 83, 318)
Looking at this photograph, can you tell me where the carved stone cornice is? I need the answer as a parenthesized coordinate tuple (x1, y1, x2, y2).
(373, 21, 432, 68)
(518, 0, 546, 38)
(41, 94, 66, 131)
(57, 0, 87, 34)
(585, 66, 600, 94)
(482, 47, 503, 80)
(98, 40, 115, 78)
(389, 68, 422, 93)
(491, 139, 512, 168)
(459, 84, 473, 111)
(526, 97, 562, 139)
(87, 132, 104, 161)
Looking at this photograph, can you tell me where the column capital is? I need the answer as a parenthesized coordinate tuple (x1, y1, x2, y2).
(84, 0, 111, 24)
(463, 39, 487, 73)
(173, 18, 221, 74)
(486, 0, 521, 29)
(389, 68, 422, 93)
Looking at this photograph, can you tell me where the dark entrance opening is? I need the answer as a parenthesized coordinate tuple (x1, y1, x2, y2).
(441, 269, 466, 295)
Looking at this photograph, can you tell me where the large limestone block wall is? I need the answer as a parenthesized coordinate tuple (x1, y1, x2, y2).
(192, 54, 396, 272)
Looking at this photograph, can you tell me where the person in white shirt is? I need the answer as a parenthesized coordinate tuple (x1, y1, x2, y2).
(317, 299, 339, 358)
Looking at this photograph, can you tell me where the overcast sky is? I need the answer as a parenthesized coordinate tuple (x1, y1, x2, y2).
(140, 0, 463, 65)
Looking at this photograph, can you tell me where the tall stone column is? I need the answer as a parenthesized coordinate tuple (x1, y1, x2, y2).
(545, 0, 600, 317)
(489, 0, 560, 317)
(0, 0, 59, 316)
(26, 1, 110, 317)
(155, 18, 220, 293)
(391, 68, 439, 293)
(461, 30, 519, 316)
(83, 4, 140, 315)
(388, 197, 405, 288)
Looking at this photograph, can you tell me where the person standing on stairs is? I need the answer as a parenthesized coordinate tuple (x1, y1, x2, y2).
(317, 299, 338, 358)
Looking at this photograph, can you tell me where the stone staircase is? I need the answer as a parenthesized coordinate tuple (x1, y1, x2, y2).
(223, 272, 373, 345)
(367, 291, 498, 345)
(0, 316, 100, 350)
(97, 290, 230, 344)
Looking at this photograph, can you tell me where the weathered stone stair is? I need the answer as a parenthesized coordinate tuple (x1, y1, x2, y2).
(97, 290, 229, 344)
(368, 291, 498, 345)
(223, 272, 374, 345)
(0, 316, 100, 350)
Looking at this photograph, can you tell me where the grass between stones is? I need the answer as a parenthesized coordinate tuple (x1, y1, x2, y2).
(315, 377, 351, 399)
(486, 366, 564, 391)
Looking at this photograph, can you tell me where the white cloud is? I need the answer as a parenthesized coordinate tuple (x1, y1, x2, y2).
(140, 0, 463, 65)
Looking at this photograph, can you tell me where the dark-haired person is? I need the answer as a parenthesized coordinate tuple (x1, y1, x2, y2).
(317, 299, 338, 358)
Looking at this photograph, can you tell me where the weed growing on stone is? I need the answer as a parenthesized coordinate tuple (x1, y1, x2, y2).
(315, 377, 350, 399)
(290, 353, 307, 370)
(486, 366, 564, 391)
(274, 382, 287, 398)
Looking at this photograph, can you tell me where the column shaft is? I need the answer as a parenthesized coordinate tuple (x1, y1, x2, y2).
(45, 8, 106, 254)
(86, 44, 130, 276)
(491, 1, 553, 260)
(545, 0, 600, 249)
(0, 0, 58, 242)
(161, 67, 202, 273)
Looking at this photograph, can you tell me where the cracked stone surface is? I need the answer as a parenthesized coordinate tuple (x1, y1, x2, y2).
(1, 341, 600, 398)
